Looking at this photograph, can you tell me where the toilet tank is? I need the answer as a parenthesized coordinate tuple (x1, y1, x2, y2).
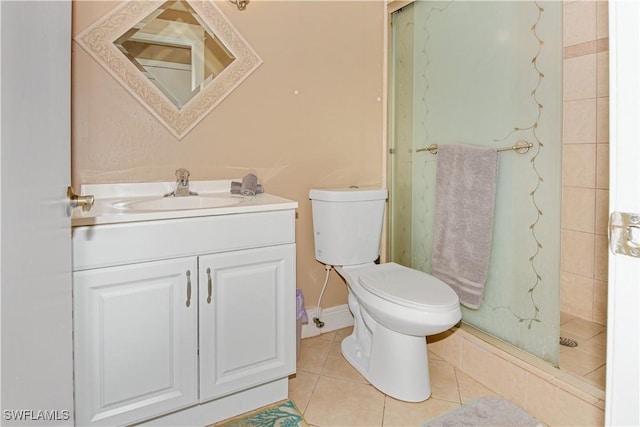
(309, 188, 388, 266)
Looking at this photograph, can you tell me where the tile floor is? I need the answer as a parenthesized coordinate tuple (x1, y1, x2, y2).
(559, 312, 607, 389)
(288, 318, 607, 426)
(288, 327, 499, 426)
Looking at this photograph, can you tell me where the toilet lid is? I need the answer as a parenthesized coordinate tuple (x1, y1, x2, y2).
(358, 263, 459, 311)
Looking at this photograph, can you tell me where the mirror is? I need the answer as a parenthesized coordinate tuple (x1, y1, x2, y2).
(114, 1, 235, 109)
(76, 0, 262, 139)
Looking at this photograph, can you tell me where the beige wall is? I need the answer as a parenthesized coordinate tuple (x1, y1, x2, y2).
(561, 0, 609, 325)
(71, 0, 386, 310)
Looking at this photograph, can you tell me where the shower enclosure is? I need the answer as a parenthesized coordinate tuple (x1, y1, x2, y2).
(388, 0, 562, 364)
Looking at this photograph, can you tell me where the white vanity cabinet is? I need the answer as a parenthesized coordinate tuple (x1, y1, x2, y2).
(73, 257, 199, 426)
(72, 207, 297, 427)
(198, 245, 295, 402)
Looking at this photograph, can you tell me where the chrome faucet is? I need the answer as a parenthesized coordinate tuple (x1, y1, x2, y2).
(165, 168, 198, 197)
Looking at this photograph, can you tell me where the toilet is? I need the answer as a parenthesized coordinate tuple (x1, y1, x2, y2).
(309, 187, 461, 402)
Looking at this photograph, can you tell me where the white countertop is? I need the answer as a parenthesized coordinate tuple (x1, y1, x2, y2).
(72, 180, 299, 227)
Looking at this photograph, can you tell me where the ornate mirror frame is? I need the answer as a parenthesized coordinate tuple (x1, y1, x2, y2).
(75, 0, 262, 139)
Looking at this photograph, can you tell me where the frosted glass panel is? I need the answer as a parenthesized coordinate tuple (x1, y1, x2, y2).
(389, 1, 562, 364)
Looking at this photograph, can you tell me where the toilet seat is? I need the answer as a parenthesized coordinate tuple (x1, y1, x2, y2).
(358, 263, 459, 312)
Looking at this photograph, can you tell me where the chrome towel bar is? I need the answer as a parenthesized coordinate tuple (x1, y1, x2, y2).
(416, 140, 533, 155)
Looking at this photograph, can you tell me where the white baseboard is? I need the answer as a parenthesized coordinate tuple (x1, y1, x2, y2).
(301, 304, 353, 339)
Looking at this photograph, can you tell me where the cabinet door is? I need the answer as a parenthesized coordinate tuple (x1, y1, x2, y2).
(74, 258, 198, 426)
(199, 244, 296, 402)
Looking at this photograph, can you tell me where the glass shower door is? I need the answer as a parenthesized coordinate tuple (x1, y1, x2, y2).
(389, 0, 562, 364)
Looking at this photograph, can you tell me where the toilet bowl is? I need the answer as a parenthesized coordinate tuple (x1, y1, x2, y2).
(309, 187, 462, 402)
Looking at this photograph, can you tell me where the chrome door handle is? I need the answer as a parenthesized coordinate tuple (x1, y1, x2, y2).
(66, 186, 94, 214)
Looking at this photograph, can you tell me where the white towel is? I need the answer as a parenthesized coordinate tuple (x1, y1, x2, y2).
(431, 144, 498, 309)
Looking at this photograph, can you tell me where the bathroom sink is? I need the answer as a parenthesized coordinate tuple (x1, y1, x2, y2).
(113, 195, 241, 211)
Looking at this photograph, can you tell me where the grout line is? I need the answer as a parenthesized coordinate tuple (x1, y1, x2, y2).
(453, 367, 463, 404)
(381, 396, 387, 427)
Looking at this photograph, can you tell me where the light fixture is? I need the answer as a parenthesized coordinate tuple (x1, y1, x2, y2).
(229, 0, 249, 11)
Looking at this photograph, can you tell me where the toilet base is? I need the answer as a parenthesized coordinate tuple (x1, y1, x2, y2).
(341, 316, 431, 402)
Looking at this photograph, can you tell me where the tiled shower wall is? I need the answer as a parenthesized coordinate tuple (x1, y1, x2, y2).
(561, 0, 609, 325)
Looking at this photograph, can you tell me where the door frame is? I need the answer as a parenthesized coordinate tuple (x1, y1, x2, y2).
(605, 1, 640, 425)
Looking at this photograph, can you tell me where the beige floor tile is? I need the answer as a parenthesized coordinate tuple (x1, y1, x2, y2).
(317, 330, 337, 342)
(560, 352, 597, 377)
(560, 312, 577, 324)
(563, 347, 605, 371)
(288, 371, 320, 413)
(429, 359, 460, 403)
(303, 376, 385, 427)
(561, 317, 606, 339)
(584, 365, 607, 389)
(327, 340, 343, 359)
(577, 336, 607, 359)
(285, 318, 609, 426)
(289, 319, 607, 426)
(559, 315, 608, 389)
(334, 326, 353, 342)
(382, 396, 460, 427)
(559, 330, 582, 348)
(321, 352, 367, 383)
(455, 370, 499, 404)
(428, 349, 444, 361)
(299, 336, 332, 374)
(590, 330, 607, 346)
(560, 327, 585, 342)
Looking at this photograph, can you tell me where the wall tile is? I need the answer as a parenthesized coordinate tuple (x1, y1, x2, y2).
(595, 143, 609, 189)
(593, 280, 608, 325)
(553, 382, 605, 426)
(596, 98, 609, 143)
(563, 1, 597, 47)
(564, 55, 597, 101)
(525, 372, 560, 424)
(561, 271, 594, 320)
(561, 229, 595, 277)
(561, 0, 610, 323)
(564, 40, 597, 60)
(594, 234, 609, 281)
(596, 1, 609, 40)
(562, 187, 595, 233)
(562, 144, 596, 188)
(564, 99, 597, 143)
(594, 189, 609, 235)
(597, 52, 609, 97)
(461, 340, 528, 409)
(526, 369, 604, 426)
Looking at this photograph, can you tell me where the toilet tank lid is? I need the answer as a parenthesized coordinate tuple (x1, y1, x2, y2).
(309, 187, 388, 202)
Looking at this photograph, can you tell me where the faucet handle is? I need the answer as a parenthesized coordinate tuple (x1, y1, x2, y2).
(175, 168, 190, 182)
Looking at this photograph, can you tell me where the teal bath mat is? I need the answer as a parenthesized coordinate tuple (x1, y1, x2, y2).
(215, 399, 308, 427)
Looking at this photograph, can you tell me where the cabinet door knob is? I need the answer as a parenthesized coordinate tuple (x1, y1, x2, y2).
(186, 270, 192, 307)
(206, 267, 212, 304)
